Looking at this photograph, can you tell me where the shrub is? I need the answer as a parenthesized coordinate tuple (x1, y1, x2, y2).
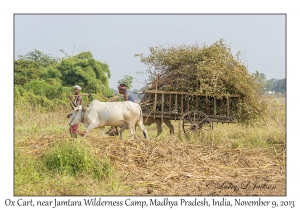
(42, 140, 114, 180)
(24, 79, 63, 100)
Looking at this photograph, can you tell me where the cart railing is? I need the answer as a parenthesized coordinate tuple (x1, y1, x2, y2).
(139, 89, 241, 97)
(139, 89, 240, 123)
(142, 112, 237, 123)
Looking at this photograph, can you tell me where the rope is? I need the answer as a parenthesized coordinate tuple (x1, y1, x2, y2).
(69, 112, 78, 126)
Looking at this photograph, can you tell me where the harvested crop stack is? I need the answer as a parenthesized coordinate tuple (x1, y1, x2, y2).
(136, 39, 274, 124)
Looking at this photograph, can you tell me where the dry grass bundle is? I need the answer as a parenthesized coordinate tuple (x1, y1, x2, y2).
(137, 39, 274, 125)
(137, 40, 259, 95)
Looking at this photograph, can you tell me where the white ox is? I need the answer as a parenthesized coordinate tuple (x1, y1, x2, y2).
(69, 100, 149, 140)
(143, 118, 174, 136)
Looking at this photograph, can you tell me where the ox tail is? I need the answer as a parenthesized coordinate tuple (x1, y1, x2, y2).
(138, 104, 149, 139)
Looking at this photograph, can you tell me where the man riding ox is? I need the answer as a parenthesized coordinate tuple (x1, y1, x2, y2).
(68, 100, 149, 140)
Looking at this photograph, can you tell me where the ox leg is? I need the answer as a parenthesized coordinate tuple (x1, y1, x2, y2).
(164, 120, 175, 135)
(155, 120, 163, 137)
(100, 127, 105, 137)
(120, 125, 127, 140)
(125, 121, 136, 140)
(83, 123, 98, 138)
(137, 121, 149, 140)
(119, 125, 128, 140)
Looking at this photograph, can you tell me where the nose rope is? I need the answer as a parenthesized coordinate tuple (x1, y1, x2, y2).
(69, 112, 78, 126)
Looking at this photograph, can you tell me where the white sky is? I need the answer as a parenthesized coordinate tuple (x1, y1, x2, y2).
(14, 14, 285, 90)
(2, 0, 300, 209)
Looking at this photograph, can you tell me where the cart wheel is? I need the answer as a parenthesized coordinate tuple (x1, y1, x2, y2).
(181, 111, 213, 140)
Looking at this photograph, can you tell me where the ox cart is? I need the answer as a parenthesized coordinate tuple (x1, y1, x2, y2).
(139, 89, 241, 139)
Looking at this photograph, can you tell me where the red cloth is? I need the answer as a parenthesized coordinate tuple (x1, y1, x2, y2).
(69, 124, 79, 134)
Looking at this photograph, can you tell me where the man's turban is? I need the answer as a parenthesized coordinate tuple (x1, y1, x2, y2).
(74, 85, 81, 90)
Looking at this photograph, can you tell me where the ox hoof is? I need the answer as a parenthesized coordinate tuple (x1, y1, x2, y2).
(106, 128, 119, 136)
(79, 132, 86, 137)
(108, 132, 118, 136)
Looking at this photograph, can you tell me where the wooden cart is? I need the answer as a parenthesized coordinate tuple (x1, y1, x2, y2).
(139, 89, 240, 138)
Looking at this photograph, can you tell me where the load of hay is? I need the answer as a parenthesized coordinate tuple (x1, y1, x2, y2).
(136, 39, 274, 125)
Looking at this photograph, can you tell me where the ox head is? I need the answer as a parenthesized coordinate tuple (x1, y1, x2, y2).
(68, 108, 82, 126)
(68, 100, 83, 126)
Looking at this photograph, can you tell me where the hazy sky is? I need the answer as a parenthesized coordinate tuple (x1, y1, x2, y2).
(14, 14, 286, 90)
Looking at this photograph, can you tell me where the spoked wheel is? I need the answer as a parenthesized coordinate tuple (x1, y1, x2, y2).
(181, 111, 213, 140)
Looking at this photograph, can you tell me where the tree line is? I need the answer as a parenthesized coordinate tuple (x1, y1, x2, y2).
(14, 48, 285, 111)
(253, 72, 286, 94)
(14, 49, 115, 110)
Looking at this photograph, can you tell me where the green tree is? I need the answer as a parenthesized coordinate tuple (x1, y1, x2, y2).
(117, 75, 133, 90)
(14, 50, 59, 86)
(265, 78, 286, 93)
(273, 78, 286, 93)
(14, 60, 42, 85)
(56, 51, 111, 94)
(14, 50, 113, 109)
(17, 49, 59, 67)
(252, 71, 267, 93)
(265, 78, 276, 92)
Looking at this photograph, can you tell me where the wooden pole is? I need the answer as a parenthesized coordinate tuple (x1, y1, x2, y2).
(206, 96, 209, 115)
(196, 95, 198, 111)
(181, 94, 184, 115)
(153, 75, 158, 119)
(70, 93, 92, 97)
(214, 97, 216, 117)
(169, 94, 171, 118)
(187, 96, 189, 112)
(175, 94, 178, 120)
(161, 93, 164, 124)
(221, 99, 224, 116)
(227, 96, 229, 116)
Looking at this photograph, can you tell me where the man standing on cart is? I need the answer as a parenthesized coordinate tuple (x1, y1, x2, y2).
(118, 83, 134, 102)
